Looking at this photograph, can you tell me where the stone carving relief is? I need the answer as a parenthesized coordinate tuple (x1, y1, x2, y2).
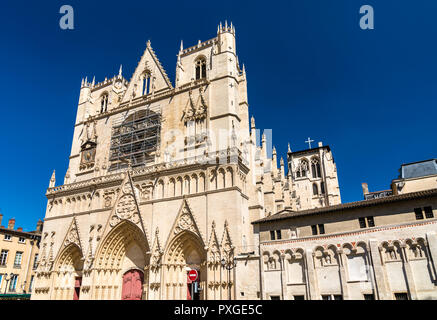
(109, 180, 141, 227)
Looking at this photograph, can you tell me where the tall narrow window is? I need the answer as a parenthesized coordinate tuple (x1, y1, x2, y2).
(313, 183, 318, 195)
(100, 93, 108, 113)
(142, 72, 151, 95)
(276, 230, 282, 240)
(195, 57, 206, 80)
(0, 250, 8, 266)
(14, 252, 23, 267)
(320, 181, 325, 194)
(8, 275, 18, 292)
(311, 225, 318, 235)
(311, 158, 321, 178)
(33, 254, 39, 269)
(29, 275, 35, 293)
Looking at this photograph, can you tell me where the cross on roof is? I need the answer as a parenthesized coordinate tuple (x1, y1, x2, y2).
(305, 137, 314, 149)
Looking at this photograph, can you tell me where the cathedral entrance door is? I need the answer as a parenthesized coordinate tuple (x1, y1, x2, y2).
(73, 277, 82, 300)
(122, 269, 144, 300)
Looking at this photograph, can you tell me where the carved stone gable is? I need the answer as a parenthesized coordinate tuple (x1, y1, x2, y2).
(109, 174, 141, 227)
(64, 218, 82, 250)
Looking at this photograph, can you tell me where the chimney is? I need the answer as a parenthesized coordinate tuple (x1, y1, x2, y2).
(361, 183, 369, 196)
(8, 218, 15, 230)
(17, 227, 23, 232)
(36, 219, 43, 232)
(391, 182, 399, 195)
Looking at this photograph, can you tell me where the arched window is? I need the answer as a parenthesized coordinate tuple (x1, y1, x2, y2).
(195, 57, 206, 80)
(100, 93, 108, 113)
(142, 72, 151, 96)
(311, 158, 321, 178)
(320, 181, 325, 194)
(296, 159, 308, 178)
(313, 183, 318, 195)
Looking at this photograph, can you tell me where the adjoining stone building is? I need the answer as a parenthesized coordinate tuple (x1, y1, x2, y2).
(254, 159, 437, 300)
(0, 215, 42, 296)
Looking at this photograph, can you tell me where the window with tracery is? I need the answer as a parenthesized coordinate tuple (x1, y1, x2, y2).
(311, 158, 321, 178)
(195, 57, 206, 80)
(295, 159, 309, 178)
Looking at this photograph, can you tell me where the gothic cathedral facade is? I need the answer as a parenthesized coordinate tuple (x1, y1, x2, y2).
(32, 23, 341, 300)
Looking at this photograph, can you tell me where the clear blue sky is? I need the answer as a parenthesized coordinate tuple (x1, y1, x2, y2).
(1, 0, 436, 231)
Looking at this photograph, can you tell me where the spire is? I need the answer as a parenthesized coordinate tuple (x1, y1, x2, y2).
(49, 170, 56, 188)
(272, 146, 278, 175)
(261, 132, 267, 160)
(91, 76, 95, 87)
(118, 64, 123, 76)
(147, 39, 151, 48)
(288, 142, 292, 153)
(280, 157, 285, 180)
(81, 78, 84, 87)
(250, 116, 255, 129)
(84, 76, 88, 86)
(64, 167, 70, 184)
(179, 40, 183, 52)
(225, 20, 228, 29)
(242, 64, 246, 75)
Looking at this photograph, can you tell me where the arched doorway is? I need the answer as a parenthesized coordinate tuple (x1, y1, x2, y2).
(53, 243, 84, 300)
(122, 269, 144, 300)
(93, 221, 149, 300)
(163, 231, 206, 300)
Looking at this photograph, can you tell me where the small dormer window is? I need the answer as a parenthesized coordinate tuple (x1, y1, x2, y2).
(100, 94, 108, 113)
(195, 57, 206, 80)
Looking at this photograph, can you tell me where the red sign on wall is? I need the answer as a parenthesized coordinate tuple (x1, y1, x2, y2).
(188, 269, 198, 282)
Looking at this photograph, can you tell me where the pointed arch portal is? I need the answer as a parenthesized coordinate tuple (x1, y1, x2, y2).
(93, 220, 150, 300)
(163, 231, 207, 300)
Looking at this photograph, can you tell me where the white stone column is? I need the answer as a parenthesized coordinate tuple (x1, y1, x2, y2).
(280, 254, 287, 299)
(426, 232, 437, 280)
(399, 244, 418, 300)
(305, 249, 319, 300)
(338, 250, 350, 300)
(368, 239, 391, 300)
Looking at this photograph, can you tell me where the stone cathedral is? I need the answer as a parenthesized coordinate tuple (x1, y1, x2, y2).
(32, 23, 342, 300)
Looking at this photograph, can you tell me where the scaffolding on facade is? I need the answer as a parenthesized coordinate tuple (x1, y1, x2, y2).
(109, 106, 161, 171)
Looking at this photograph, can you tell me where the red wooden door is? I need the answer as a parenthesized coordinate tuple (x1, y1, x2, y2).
(122, 270, 144, 300)
(73, 277, 82, 300)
